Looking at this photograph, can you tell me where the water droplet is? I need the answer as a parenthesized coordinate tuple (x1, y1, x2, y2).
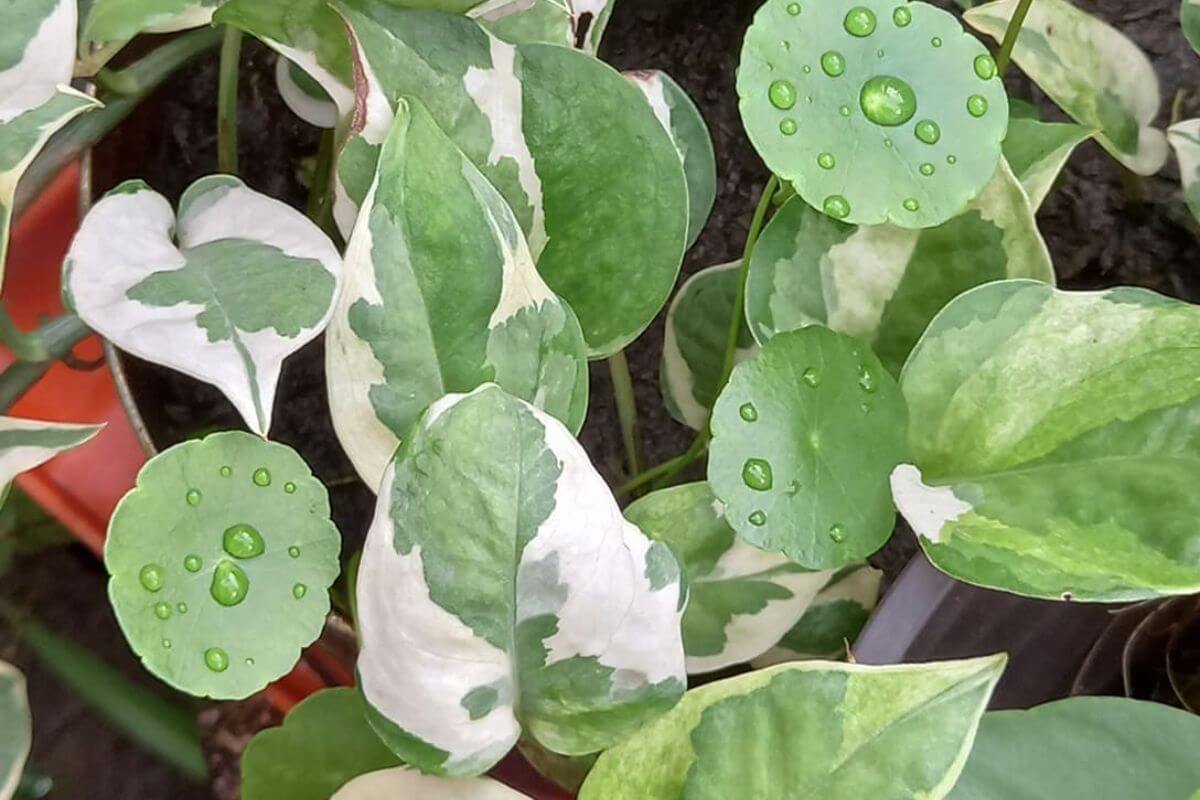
(252, 467, 271, 487)
(748, 510, 767, 527)
(817, 152, 836, 169)
(210, 560, 250, 607)
(768, 79, 797, 110)
(785, 480, 800, 496)
(177, 602, 188, 614)
(902, 198, 920, 212)
(974, 54, 997, 80)
(245, 658, 255, 666)
(185, 489, 202, 507)
(861, 401, 871, 414)
(222, 523, 265, 559)
(876, 48, 885, 58)
(802, 366, 821, 387)
(892, 6, 912, 26)
(219, 465, 232, 478)
(859, 75, 917, 127)
(914, 119, 941, 144)
(288, 546, 301, 559)
(920, 162, 935, 176)
(801, 64, 811, 73)
(931, 36, 943, 47)
(858, 364, 879, 392)
(184, 554, 202, 573)
(742, 458, 774, 491)
(883, 138, 894, 148)
(780, 118, 798, 136)
(829, 524, 847, 543)
(823, 195, 851, 219)
(947, 154, 958, 164)
(139, 564, 164, 593)
(967, 94, 989, 117)
(292, 583, 308, 599)
(821, 51, 845, 77)
(839, 105, 852, 117)
(843, 6, 877, 36)
(284, 482, 297, 494)
(162, 639, 172, 649)
(204, 647, 229, 673)
(154, 602, 171, 620)
(739, 403, 758, 422)
(786, 1, 801, 14)
(805, 95, 814, 104)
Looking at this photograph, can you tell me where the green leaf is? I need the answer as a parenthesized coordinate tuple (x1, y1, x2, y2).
(331, 767, 531, 799)
(579, 655, 1006, 800)
(242, 688, 402, 800)
(965, 0, 1168, 176)
(738, 0, 1008, 228)
(65, 176, 342, 435)
(78, 0, 217, 74)
(1003, 116, 1093, 210)
(356, 385, 685, 776)
(0, 417, 101, 496)
(708, 326, 909, 569)
(1185, 0, 1200, 57)
(752, 563, 881, 665)
(469, 0, 615, 52)
(625, 482, 834, 673)
(0, 660, 30, 800)
(745, 161, 1054, 375)
(105, 431, 342, 699)
(950, 696, 1200, 799)
(895, 280, 1200, 601)
(334, 3, 688, 357)
(1169, 119, 1200, 224)
(326, 97, 588, 488)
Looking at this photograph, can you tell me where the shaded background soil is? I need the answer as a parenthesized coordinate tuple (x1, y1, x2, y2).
(4, 0, 1200, 796)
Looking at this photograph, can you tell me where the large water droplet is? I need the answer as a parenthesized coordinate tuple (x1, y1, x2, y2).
(742, 458, 774, 491)
(843, 6, 877, 36)
(768, 80, 797, 110)
(288, 546, 301, 558)
(210, 560, 250, 607)
(184, 554, 202, 573)
(820, 51, 846, 77)
(974, 54, 997, 80)
(914, 119, 941, 144)
(223, 523, 265, 559)
(185, 489, 202, 507)
(780, 118, 798, 136)
(748, 510, 767, 526)
(818, 152, 836, 170)
(802, 366, 821, 387)
(204, 647, 229, 673)
(292, 583, 308, 599)
(786, 2, 801, 15)
(902, 198, 920, 212)
(892, 6, 912, 26)
(920, 162, 936, 176)
(252, 467, 272, 487)
(860, 76, 917, 127)
(284, 482, 297, 494)
(829, 524, 847, 543)
(858, 364, 879, 392)
(967, 94, 989, 117)
(154, 602, 171, 620)
(139, 564, 164, 593)
(823, 195, 851, 219)
(739, 403, 758, 422)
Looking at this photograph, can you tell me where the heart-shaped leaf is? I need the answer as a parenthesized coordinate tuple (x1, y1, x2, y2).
(708, 326, 908, 570)
(1169, 119, 1200, 223)
(0, 660, 30, 800)
(65, 176, 343, 435)
(965, 0, 1168, 176)
(105, 431, 341, 699)
(326, 97, 587, 488)
(332, 767, 531, 799)
(357, 385, 685, 776)
(1003, 116, 1093, 210)
(579, 655, 1005, 800)
(739, 0, 1008, 228)
(0, 417, 101, 499)
(78, 0, 217, 75)
(895, 280, 1200, 602)
(469, 0, 614, 51)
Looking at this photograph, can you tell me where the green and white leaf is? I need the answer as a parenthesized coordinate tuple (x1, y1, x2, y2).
(1003, 117, 1093, 210)
(326, 97, 587, 488)
(0, 417, 101, 500)
(661, 262, 757, 431)
(625, 482, 834, 674)
(468, 0, 615, 52)
(332, 767, 531, 800)
(625, 70, 716, 249)
(739, 0, 1008, 228)
(0, 661, 30, 800)
(334, 2, 688, 357)
(65, 176, 342, 435)
(1169, 119, 1200, 223)
(105, 431, 342, 699)
(951, 696, 1200, 799)
(745, 162, 1054, 375)
(275, 56, 339, 129)
(78, 0, 218, 75)
(708, 326, 909, 570)
(242, 688, 403, 800)
(579, 655, 1006, 800)
(357, 385, 686, 776)
(1185, 0, 1200, 57)
(965, 0, 1168, 176)
(895, 280, 1200, 602)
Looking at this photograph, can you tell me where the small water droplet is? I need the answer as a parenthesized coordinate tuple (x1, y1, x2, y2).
(858, 364, 879, 392)
(184, 554, 202, 573)
(162, 639, 172, 649)
(892, 6, 912, 26)
(817, 152, 836, 169)
(843, 6, 877, 36)
(210, 560, 250, 607)
(861, 401, 871, 414)
(154, 602, 171, 620)
(823, 195, 851, 219)
(780, 118, 798, 135)
(784, 41, 793, 51)
(876, 48, 885, 58)
(903, 198, 920, 212)
(292, 583, 308, 599)
(931, 36, 943, 47)
(859, 75, 917, 127)
(748, 510, 767, 526)
(802, 366, 821, 387)
(223, 523, 265, 559)
(768, 79, 797, 110)
(742, 458, 774, 491)
(947, 154, 958, 164)
(219, 465, 232, 478)
(177, 602, 188, 614)
(284, 482, 296, 494)
(139, 564, 164, 593)
(252, 467, 272, 487)
(821, 51, 846, 77)
(204, 647, 229, 673)
(829, 524, 847, 543)
(884, 138, 894, 148)
(801, 64, 811, 73)
(920, 162, 935, 176)
(839, 105, 852, 117)
(967, 94, 989, 117)
(785, 480, 800, 496)
(245, 657, 255, 666)
(786, 1, 801, 14)
(739, 403, 758, 422)
(914, 119, 941, 144)
(185, 489, 202, 507)
(974, 54, 997, 80)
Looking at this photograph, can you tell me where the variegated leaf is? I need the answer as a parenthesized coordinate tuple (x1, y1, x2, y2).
(965, 0, 1168, 176)
(1003, 116, 1093, 210)
(78, 0, 219, 75)
(0, 417, 101, 500)
(357, 385, 686, 776)
(334, 2, 688, 357)
(1169, 119, 1200, 224)
(0, 660, 30, 800)
(469, 0, 614, 51)
(326, 97, 587, 487)
(333, 767, 530, 799)
(745, 160, 1054, 375)
(274, 56, 339, 129)
(65, 176, 342, 436)
(625, 482, 833, 674)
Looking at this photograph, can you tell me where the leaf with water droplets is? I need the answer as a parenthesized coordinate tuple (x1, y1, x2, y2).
(106, 432, 341, 699)
(738, 0, 1008, 228)
(0, 659, 30, 800)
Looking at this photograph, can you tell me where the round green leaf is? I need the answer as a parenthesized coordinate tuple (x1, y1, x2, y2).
(708, 326, 908, 569)
(106, 431, 341, 700)
(738, 0, 1008, 228)
(0, 660, 30, 800)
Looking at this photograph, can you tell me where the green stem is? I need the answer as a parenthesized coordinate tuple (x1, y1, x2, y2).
(306, 128, 337, 236)
(92, 66, 141, 96)
(216, 26, 243, 175)
(994, 0, 1034, 77)
(0, 308, 49, 362)
(0, 314, 91, 412)
(607, 350, 642, 482)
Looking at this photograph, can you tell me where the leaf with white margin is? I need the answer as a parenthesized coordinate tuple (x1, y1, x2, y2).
(77, 0, 218, 76)
(625, 70, 716, 249)
(965, 0, 1168, 176)
(356, 385, 686, 776)
(65, 176, 342, 436)
(0, 417, 101, 501)
(0, 660, 30, 800)
(333, 767, 530, 800)
(275, 57, 338, 129)
(660, 262, 758, 431)
(326, 96, 587, 488)
(1169, 119, 1200, 223)
(625, 482, 833, 674)
(1002, 117, 1093, 210)
(578, 654, 1006, 800)
(1185, 0, 1200, 57)
(469, 0, 615, 52)
(333, 2, 688, 357)
(895, 279, 1200, 602)
(744, 160, 1054, 375)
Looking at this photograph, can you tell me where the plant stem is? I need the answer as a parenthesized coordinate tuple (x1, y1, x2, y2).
(92, 66, 141, 96)
(0, 308, 49, 362)
(306, 128, 337, 236)
(995, 0, 1034, 77)
(0, 314, 92, 412)
(216, 26, 243, 175)
(607, 350, 642, 482)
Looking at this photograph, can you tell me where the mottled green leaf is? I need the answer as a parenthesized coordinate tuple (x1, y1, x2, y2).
(1169, 119, 1200, 223)
(332, 767, 531, 799)
(65, 176, 342, 435)
(78, 0, 217, 75)
(745, 161, 1054, 375)
(965, 0, 1168, 176)
(0, 416, 100, 499)
(469, 0, 614, 52)
(1003, 117, 1093, 209)
(752, 563, 881, 665)
(1185, 0, 1200, 57)
(895, 280, 1200, 601)
(708, 326, 908, 569)
(951, 697, 1200, 799)
(106, 432, 341, 699)
(579, 655, 1005, 800)
(0, 660, 30, 800)
(242, 688, 402, 800)
(357, 385, 685, 776)
(739, 0, 1008, 228)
